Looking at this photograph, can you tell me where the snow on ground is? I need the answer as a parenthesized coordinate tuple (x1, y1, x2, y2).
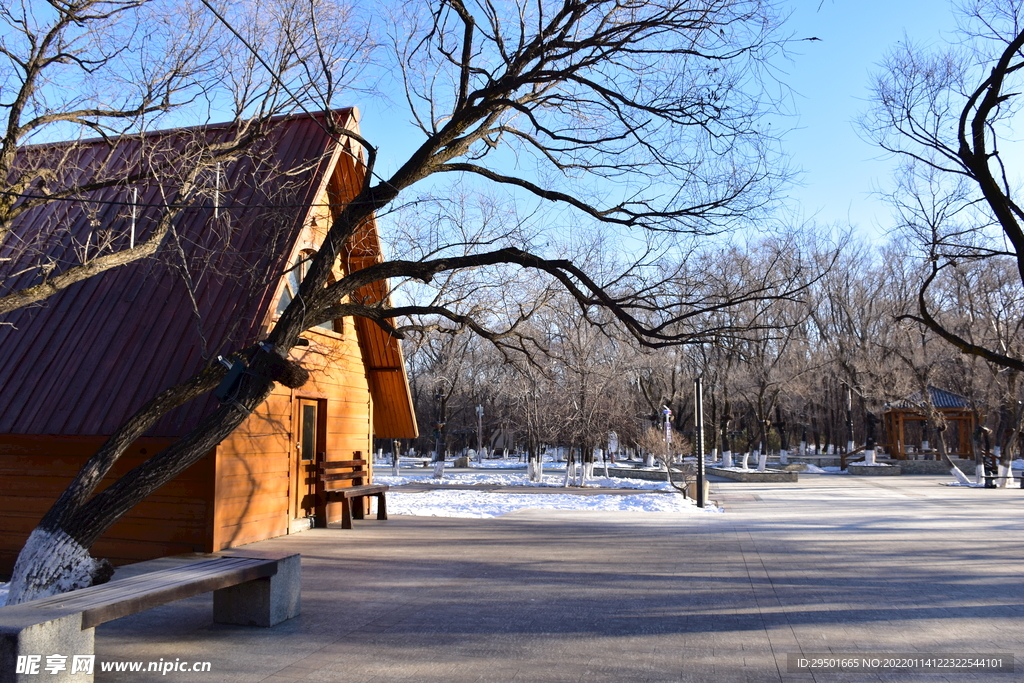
(803, 464, 845, 473)
(375, 470, 672, 490)
(386, 488, 716, 517)
(375, 464, 720, 517)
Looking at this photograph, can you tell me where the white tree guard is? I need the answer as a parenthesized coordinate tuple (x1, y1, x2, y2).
(7, 528, 107, 604)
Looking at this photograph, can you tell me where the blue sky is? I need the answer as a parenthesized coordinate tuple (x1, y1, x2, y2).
(779, 0, 962, 239)
(358, 0, 967, 244)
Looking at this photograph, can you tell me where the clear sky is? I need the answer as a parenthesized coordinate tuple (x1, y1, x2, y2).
(358, 0, 967, 245)
(768, 0, 962, 239)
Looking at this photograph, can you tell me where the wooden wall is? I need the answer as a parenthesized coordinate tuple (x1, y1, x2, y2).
(0, 314, 378, 575)
(209, 391, 292, 551)
(210, 317, 374, 548)
(0, 435, 213, 578)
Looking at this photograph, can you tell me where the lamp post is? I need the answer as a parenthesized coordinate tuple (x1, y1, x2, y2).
(476, 404, 484, 461)
(432, 388, 446, 479)
(662, 405, 673, 464)
(845, 385, 855, 455)
(694, 378, 706, 507)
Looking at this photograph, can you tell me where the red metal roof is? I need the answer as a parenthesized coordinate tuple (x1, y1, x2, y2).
(0, 110, 371, 436)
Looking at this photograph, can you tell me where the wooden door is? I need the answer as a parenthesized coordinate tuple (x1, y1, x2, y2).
(293, 398, 324, 522)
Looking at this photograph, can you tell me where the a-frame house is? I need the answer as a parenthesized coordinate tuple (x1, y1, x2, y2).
(0, 109, 417, 574)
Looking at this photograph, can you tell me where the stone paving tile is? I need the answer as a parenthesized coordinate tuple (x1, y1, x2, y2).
(92, 475, 1024, 682)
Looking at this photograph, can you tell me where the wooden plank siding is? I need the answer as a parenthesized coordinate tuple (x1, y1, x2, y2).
(0, 436, 212, 577)
(210, 308, 374, 548)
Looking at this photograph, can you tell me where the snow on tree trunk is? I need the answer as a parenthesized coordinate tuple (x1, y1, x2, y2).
(644, 451, 654, 467)
(740, 451, 750, 470)
(433, 460, 445, 479)
(528, 459, 544, 483)
(723, 450, 732, 468)
(583, 461, 594, 483)
(757, 450, 767, 471)
(779, 448, 788, 465)
(997, 463, 1010, 488)
(799, 440, 806, 456)
(7, 527, 114, 604)
(950, 466, 972, 485)
(975, 463, 985, 486)
(865, 448, 876, 465)
(710, 447, 718, 462)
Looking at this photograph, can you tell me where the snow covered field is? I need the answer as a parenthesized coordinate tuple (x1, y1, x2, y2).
(375, 466, 719, 517)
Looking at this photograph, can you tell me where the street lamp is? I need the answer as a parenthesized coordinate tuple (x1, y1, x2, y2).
(694, 377, 706, 507)
(432, 388, 445, 469)
(476, 404, 484, 461)
(845, 384, 854, 455)
(662, 405, 673, 463)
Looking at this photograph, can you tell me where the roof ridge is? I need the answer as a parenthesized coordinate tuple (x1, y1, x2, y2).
(17, 108, 355, 152)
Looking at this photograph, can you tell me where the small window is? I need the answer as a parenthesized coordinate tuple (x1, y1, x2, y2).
(276, 250, 339, 333)
(300, 403, 317, 461)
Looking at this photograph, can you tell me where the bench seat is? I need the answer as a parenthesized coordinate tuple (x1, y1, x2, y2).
(320, 458, 389, 529)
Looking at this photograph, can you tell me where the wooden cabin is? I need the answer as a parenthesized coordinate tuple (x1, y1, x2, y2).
(881, 386, 974, 459)
(0, 109, 417, 575)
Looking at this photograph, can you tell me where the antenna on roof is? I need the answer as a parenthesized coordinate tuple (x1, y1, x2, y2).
(130, 187, 138, 249)
(214, 162, 221, 220)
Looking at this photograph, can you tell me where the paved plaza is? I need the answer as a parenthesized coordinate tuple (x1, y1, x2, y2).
(95, 475, 1024, 682)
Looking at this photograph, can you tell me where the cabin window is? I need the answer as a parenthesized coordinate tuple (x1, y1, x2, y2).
(276, 250, 341, 333)
(300, 403, 317, 461)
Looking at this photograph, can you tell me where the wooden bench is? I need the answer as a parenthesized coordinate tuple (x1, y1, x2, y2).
(320, 457, 389, 529)
(0, 550, 300, 682)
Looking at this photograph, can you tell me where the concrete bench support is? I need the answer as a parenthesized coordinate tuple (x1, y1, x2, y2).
(213, 552, 301, 627)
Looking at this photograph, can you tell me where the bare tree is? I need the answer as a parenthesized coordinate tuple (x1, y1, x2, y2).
(0, 0, 368, 316)
(6, 0, 797, 602)
(863, 0, 1024, 371)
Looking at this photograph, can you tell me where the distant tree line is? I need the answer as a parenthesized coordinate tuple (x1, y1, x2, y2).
(396, 231, 1024, 466)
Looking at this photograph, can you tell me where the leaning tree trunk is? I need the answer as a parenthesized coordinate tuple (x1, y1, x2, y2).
(5, 345, 307, 604)
(930, 417, 971, 485)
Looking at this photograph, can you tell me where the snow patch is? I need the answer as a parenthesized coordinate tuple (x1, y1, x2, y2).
(375, 469, 721, 516)
(388, 490, 721, 517)
(375, 472, 674, 490)
(803, 464, 844, 473)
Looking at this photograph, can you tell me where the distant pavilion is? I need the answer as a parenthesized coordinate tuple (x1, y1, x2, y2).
(882, 386, 974, 459)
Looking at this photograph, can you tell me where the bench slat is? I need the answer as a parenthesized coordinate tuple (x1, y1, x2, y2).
(321, 471, 367, 482)
(324, 484, 389, 499)
(320, 460, 366, 470)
